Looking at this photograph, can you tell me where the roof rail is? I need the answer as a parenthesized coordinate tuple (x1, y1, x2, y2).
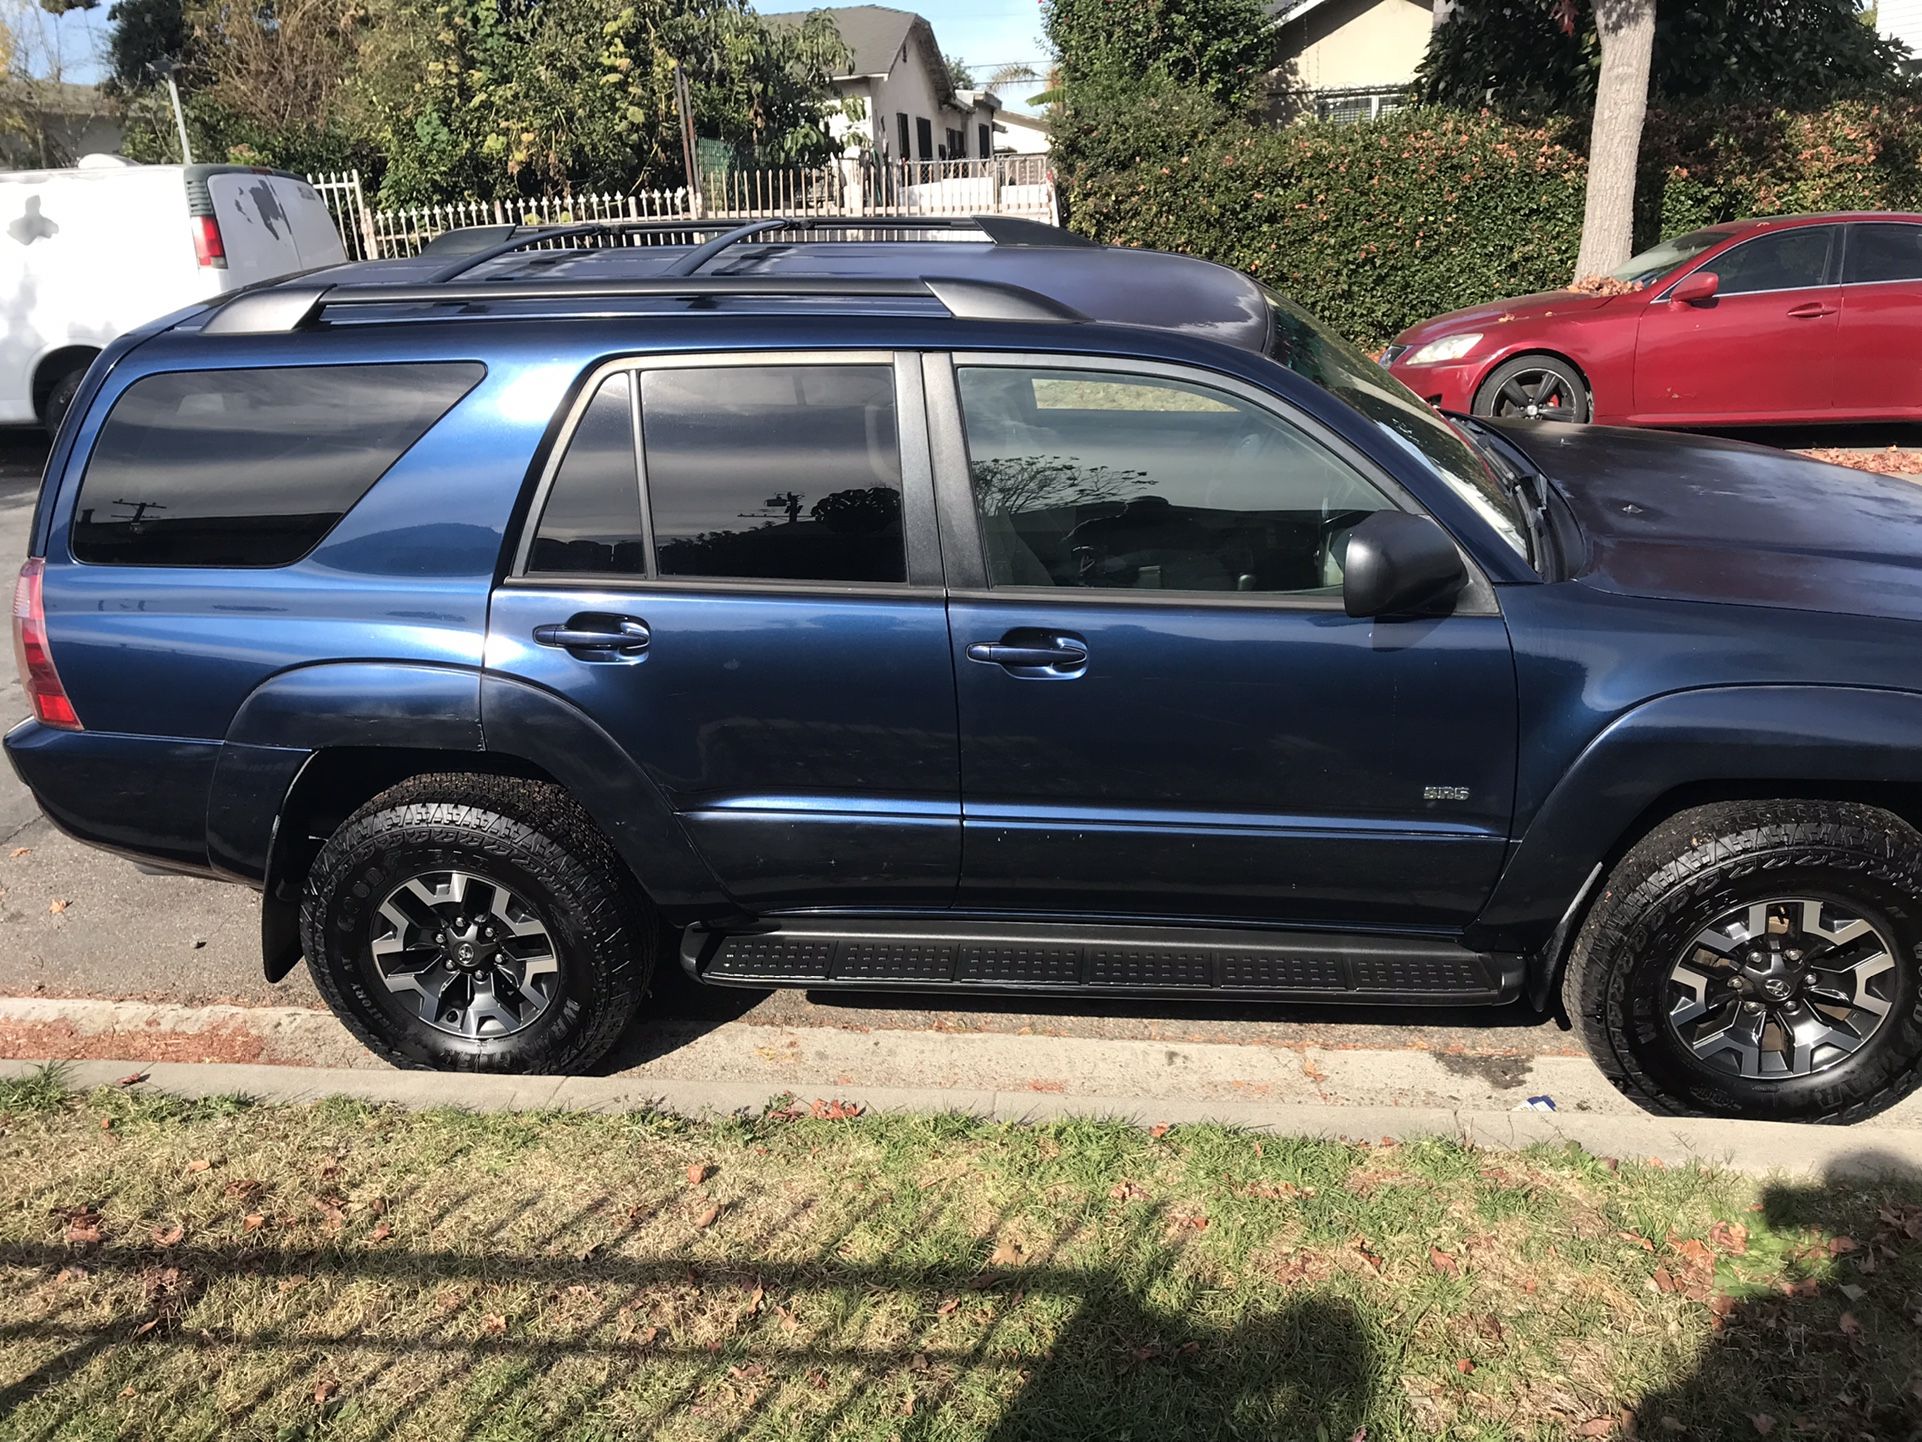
(199, 273, 1087, 335)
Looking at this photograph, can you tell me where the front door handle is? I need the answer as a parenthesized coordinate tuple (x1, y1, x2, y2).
(965, 633, 1088, 676)
(533, 615, 651, 657)
(1786, 302, 1838, 319)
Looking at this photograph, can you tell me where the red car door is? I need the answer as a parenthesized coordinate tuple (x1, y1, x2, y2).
(1633, 224, 1840, 424)
(1834, 221, 1922, 420)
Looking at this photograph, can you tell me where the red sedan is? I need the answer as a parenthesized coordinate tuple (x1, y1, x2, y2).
(1384, 212, 1922, 426)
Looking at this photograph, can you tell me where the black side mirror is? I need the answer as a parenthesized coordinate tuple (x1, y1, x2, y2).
(1341, 511, 1468, 619)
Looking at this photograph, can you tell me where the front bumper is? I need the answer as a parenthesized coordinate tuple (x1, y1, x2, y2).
(1385, 356, 1483, 412)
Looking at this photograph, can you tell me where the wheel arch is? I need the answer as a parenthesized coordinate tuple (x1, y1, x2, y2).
(1470, 685, 1922, 1003)
(226, 663, 734, 982)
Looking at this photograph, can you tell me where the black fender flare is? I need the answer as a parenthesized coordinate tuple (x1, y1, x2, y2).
(1470, 684, 1922, 994)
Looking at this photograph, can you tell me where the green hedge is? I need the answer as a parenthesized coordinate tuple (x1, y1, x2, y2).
(1064, 101, 1922, 350)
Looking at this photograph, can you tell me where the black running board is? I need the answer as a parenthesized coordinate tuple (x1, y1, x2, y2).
(682, 919, 1521, 1005)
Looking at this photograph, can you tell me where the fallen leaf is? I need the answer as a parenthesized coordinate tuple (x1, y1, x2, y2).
(313, 1378, 338, 1406)
(1620, 1230, 1656, 1252)
(370, 1222, 393, 1243)
(810, 1099, 863, 1120)
(47, 898, 68, 914)
(1651, 1266, 1679, 1294)
(1671, 1236, 1714, 1272)
(98, 1116, 113, 1131)
(481, 1314, 506, 1336)
(1149, 1124, 1172, 1139)
(54, 1265, 87, 1284)
(686, 1163, 712, 1185)
(1660, 1419, 1685, 1434)
(1109, 1180, 1147, 1201)
(150, 1224, 183, 1248)
(1828, 1235, 1859, 1256)
(65, 1212, 104, 1246)
(1455, 1357, 1474, 1374)
(936, 1297, 958, 1316)
(990, 1240, 1023, 1266)
(1428, 1247, 1459, 1277)
(693, 1204, 722, 1229)
(1840, 1311, 1863, 1338)
(10, 846, 30, 858)
(224, 1178, 261, 1200)
(1353, 1240, 1384, 1273)
(1574, 1420, 1614, 1438)
(1710, 1220, 1749, 1255)
(1751, 1415, 1776, 1437)
(132, 1318, 158, 1338)
(183, 1158, 211, 1176)
(1839, 1283, 1865, 1302)
(116, 1072, 147, 1088)
(242, 1213, 266, 1233)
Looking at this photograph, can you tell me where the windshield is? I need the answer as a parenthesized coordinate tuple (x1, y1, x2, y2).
(1607, 227, 1735, 285)
(1261, 288, 1529, 559)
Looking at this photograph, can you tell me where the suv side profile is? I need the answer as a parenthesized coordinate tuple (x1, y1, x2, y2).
(12, 216, 1922, 1124)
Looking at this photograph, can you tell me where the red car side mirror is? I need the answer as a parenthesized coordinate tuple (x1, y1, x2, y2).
(1670, 271, 1720, 305)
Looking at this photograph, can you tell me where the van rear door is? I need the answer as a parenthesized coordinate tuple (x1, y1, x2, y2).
(205, 170, 342, 281)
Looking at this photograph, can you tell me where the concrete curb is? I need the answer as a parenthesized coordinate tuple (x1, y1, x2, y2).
(6, 1057, 1921, 1179)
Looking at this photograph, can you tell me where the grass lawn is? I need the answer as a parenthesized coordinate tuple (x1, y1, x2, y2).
(1, 1069, 1919, 1441)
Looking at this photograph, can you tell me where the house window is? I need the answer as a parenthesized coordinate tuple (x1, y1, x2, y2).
(978, 123, 991, 158)
(895, 112, 910, 159)
(946, 127, 964, 159)
(1312, 87, 1408, 125)
(916, 116, 933, 160)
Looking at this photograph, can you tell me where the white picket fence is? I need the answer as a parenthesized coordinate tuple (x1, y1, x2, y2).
(306, 157, 1057, 261)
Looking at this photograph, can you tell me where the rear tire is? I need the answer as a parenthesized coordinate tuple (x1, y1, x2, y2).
(39, 365, 84, 438)
(1473, 355, 1590, 423)
(301, 773, 651, 1073)
(1565, 800, 1922, 1123)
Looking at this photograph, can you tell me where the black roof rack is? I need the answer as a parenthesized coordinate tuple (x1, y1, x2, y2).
(200, 272, 1088, 335)
(415, 211, 1097, 283)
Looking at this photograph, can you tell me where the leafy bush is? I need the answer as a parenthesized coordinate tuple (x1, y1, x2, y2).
(1043, 0, 1273, 109)
(1065, 100, 1922, 349)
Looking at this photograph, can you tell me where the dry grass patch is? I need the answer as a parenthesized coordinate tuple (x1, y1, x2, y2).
(0, 1071, 1918, 1440)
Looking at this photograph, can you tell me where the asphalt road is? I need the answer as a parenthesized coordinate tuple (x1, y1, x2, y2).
(13, 422, 1903, 1067)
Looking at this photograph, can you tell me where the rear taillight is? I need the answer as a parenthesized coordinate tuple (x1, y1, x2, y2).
(12, 559, 79, 730)
(192, 213, 227, 269)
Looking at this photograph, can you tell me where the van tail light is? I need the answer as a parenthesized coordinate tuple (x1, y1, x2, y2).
(12, 559, 80, 730)
(192, 214, 227, 269)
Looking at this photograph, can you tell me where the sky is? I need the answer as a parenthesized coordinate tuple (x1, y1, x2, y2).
(13, 0, 1055, 113)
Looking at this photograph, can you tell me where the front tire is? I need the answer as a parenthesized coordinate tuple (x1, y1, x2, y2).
(301, 773, 652, 1073)
(1565, 801, 1922, 1123)
(1473, 355, 1590, 423)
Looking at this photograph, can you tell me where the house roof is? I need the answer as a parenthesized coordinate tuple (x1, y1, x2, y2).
(766, 5, 928, 80)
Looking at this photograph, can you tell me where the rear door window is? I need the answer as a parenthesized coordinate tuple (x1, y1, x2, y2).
(72, 361, 482, 566)
(525, 373, 645, 577)
(640, 364, 907, 584)
(1843, 222, 1922, 284)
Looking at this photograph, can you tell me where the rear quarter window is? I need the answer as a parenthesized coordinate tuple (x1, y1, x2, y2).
(70, 361, 484, 566)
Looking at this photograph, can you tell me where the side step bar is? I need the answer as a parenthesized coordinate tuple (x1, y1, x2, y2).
(682, 919, 1522, 1006)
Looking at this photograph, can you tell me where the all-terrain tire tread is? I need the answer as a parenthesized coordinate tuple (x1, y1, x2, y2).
(300, 773, 652, 1074)
(1563, 799, 1922, 1124)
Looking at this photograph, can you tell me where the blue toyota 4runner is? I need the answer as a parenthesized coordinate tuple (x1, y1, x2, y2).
(11, 215, 1922, 1123)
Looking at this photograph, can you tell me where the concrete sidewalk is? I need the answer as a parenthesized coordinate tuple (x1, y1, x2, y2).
(6, 1055, 1920, 1179)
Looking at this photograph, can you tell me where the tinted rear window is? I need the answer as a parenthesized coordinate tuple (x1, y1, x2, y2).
(71, 362, 484, 566)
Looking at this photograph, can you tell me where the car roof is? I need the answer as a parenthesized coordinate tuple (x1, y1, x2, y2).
(1724, 211, 1922, 229)
(178, 217, 1277, 356)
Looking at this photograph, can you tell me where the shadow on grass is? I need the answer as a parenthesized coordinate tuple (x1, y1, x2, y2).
(0, 1188, 1383, 1439)
(1628, 1147, 1922, 1442)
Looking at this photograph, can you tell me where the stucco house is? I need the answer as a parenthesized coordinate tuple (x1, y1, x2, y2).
(1880, 0, 1922, 66)
(1266, 0, 1435, 122)
(770, 4, 1004, 162)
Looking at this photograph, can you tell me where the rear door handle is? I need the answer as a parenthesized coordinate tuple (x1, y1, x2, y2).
(1787, 302, 1838, 319)
(965, 635, 1088, 675)
(533, 616, 651, 657)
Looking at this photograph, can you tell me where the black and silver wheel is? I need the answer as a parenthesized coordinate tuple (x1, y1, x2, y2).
(40, 365, 84, 438)
(1473, 355, 1589, 423)
(1566, 800, 1922, 1122)
(301, 773, 652, 1073)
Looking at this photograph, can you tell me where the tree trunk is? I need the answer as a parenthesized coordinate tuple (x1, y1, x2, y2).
(1573, 0, 1656, 279)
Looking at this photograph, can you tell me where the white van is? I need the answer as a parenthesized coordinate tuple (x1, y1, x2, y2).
(0, 157, 347, 432)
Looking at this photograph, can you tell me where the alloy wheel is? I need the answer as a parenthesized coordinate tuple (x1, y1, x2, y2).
(1489, 367, 1576, 420)
(368, 869, 561, 1039)
(1665, 897, 1897, 1080)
